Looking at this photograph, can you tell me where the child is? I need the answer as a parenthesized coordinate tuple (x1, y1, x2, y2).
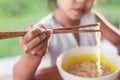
(13, 0, 120, 80)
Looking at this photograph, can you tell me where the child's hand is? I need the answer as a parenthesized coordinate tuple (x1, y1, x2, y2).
(20, 25, 52, 57)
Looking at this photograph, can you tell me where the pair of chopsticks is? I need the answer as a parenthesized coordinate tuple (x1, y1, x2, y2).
(0, 24, 101, 40)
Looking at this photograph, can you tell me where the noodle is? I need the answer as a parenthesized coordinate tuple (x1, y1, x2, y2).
(96, 23, 103, 77)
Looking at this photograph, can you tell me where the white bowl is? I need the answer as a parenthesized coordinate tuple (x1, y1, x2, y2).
(56, 46, 120, 80)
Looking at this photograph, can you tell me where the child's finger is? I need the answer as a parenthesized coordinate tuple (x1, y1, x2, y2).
(30, 42, 48, 57)
(21, 28, 45, 45)
(28, 24, 34, 30)
(29, 35, 50, 55)
(23, 31, 49, 53)
(35, 43, 49, 57)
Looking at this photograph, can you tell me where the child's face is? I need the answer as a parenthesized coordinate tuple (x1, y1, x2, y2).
(57, 0, 95, 20)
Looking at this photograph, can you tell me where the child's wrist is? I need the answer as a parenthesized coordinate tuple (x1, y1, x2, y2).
(116, 42, 120, 55)
(26, 51, 46, 59)
(114, 40, 120, 55)
(25, 53, 44, 60)
(114, 40, 120, 47)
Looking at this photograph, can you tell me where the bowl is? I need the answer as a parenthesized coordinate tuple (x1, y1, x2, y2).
(56, 46, 120, 80)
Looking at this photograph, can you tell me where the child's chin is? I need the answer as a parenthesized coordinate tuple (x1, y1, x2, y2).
(70, 15, 84, 21)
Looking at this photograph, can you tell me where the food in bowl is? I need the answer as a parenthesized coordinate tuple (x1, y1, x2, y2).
(62, 54, 117, 78)
(66, 61, 112, 78)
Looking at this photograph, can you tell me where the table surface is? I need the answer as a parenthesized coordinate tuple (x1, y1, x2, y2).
(35, 66, 63, 80)
(35, 66, 120, 80)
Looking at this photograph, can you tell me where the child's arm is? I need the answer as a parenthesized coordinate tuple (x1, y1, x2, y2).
(93, 11, 120, 55)
(13, 26, 52, 80)
(13, 54, 42, 80)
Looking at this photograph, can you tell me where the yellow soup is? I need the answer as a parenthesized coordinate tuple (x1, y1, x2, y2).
(62, 53, 117, 77)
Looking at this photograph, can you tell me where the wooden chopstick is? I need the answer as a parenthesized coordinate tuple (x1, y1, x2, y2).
(53, 23, 98, 30)
(0, 31, 27, 40)
(0, 24, 101, 40)
(53, 29, 101, 34)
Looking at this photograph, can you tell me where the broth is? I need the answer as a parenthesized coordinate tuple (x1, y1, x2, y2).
(66, 61, 112, 78)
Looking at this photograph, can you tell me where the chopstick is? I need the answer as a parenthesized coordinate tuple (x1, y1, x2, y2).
(53, 29, 101, 34)
(53, 23, 98, 30)
(0, 23, 101, 40)
(0, 31, 27, 40)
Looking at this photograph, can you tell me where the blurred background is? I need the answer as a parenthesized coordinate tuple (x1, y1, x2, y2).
(0, 0, 120, 58)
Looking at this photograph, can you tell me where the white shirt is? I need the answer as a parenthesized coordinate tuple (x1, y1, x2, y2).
(35, 11, 97, 68)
